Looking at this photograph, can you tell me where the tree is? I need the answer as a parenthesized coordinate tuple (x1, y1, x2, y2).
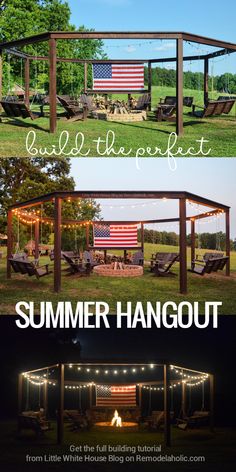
(0, 1, 106, 94)
(0, 158, 101, 249)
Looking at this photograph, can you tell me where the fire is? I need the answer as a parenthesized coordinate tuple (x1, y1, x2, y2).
(111, 410, 122, 427)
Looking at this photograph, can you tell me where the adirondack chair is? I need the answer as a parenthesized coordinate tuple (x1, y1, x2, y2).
(63, 254, 91, 275)
(18, 415, 50, 437)
(0, 101, 43, 120)
(159, 96, 193, 107)
(153, 254, 179, 277)
(79, 94, 96, 113)
(131, 250, 144, 266)
(189, 256, 228, 275)
(65, 411, 91, 430)
(134, 93, 151, 110)
(155, 104, 176, 122)
(57, 95, 88, 121)
(150, 252, 179, 272)
(176, 411, 210, 430)
(83, 250, 100, 268)
(191, 99, 235, 118)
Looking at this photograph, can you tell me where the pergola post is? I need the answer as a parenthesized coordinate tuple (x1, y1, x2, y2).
(164, 363, 171, 447)
(148, 61, 152, 110)
(7, 210, 13, 279)
(86, 224, 90, 250)
(43, 380, 48, 417)
(34, 219, 40, 260)
(225, 209, 230, 276)
(176, 38, 184, 136)
(54, 197, 62, 292)
(57, 363, 64, 445)
(181, 381, 187, 417)
(209, 374, 214, 432)
(191, 219, 195, 267)
(49, 37, 57, 134)
(141, 222, 144, 252)
(84, 62, 88, 93)
(0, 50, 3, 109)
(25, 57, 30, 107)
(89, 385, 93, 408)
(204, 58, 209, 106)
(18, 373, 23, 415)
(179, 198, 187, 294)
(138, 385, 142, 407)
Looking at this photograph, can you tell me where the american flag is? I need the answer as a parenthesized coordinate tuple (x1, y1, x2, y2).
(93, 223, 138, 248)
(92, 63, 144, 90)
(96, 385, 137, 406)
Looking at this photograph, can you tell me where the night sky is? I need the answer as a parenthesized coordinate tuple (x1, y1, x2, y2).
(0, 316, 235, 425)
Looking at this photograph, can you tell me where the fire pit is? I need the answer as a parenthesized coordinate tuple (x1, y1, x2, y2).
(93, 262, 143, 277)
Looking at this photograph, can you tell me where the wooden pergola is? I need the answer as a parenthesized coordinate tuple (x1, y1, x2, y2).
(7, 190, 231, 294)
(18, 360, 214, 446)
(0, 31, 236, 134)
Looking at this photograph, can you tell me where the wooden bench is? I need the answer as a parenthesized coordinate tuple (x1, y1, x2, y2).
(18, 415, 50, 436)
(8, 258, 52, 278)
(190, 99, 235, 118)
(176, 411, 210, 430)
(189, 256, 228, 275)
(0, 101, 43, 120)
(159, 96, 194, 107)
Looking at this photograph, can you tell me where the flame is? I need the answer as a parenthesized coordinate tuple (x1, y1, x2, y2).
(111, 410, 122, 427)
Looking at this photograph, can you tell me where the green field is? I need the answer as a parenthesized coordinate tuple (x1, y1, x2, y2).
(0, 420, 235, 472)
(0, 86, 236, 157)
(0, 243, 235, 315)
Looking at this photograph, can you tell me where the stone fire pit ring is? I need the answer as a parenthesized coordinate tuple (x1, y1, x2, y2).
(93, 264, 143, 277)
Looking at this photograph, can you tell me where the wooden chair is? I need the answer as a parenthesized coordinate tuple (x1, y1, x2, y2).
(57, 95, 88, 121)
(83, 250, 100, 268)
(189, 256, 228, 276)
(134, 93, 151, 110)
(176, 411, 210, 430)
(159, 96, 193, 107)
(155, 104, 176, 122)
(18, 415, 50, 437)
(190, 99, 235, 118)
(131, 250, 144, 266)
(0, 101, 43, 120)
(150, 252, 179, 272)
(153, 254, 179, 277)
(63, 254, 91, 275)
(65, 411, 91, 430)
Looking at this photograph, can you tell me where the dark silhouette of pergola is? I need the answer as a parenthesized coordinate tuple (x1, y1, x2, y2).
(0, 31, 236, 134)
(7, 190, 231, 294)
(18, 360, 214, 446)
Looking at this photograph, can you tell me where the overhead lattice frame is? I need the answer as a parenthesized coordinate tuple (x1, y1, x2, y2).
(0, 31, 236, 134)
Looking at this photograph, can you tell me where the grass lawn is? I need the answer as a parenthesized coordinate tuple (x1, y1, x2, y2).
(0, 86, 236, 157)
(0, 420, 235, 471)
(0, 243, 235, 315)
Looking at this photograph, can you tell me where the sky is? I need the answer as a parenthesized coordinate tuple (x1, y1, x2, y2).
(67, 0, 236, 75)
(70, 158, 236, 238)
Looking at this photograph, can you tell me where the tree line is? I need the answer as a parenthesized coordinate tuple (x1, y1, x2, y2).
(144, 66, 236, 94)
(138, 228, 235, 251)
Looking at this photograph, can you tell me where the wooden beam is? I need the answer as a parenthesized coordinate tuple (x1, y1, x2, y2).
(176, 38, 184, 136)
(89, 385, 93, 408)
(7, 210, 13, 279)
(179, 198, 187, 294)
(148, 61, 152, 110)
(204, 58, 209, 106)
(54, 197, 61, 292)
(181, 380, 187, 417)
(191, 219, 195, 266)
(209, 374, 214, 432)
(0, 51, 2, 108)
(85, 224, 89, 250)
(141, 222, 144, 252)
(24, 58, 30, 107)
(84, 62, 88, 93)
(57, 363, 64, 445)
(225, 209, 230, 276)
(164, 364, 171, 446)
(43, 380, 48, 417)
(49, 37, 57, 134)
(18, 373, 23, 415)
(34, 219, 40, 260)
